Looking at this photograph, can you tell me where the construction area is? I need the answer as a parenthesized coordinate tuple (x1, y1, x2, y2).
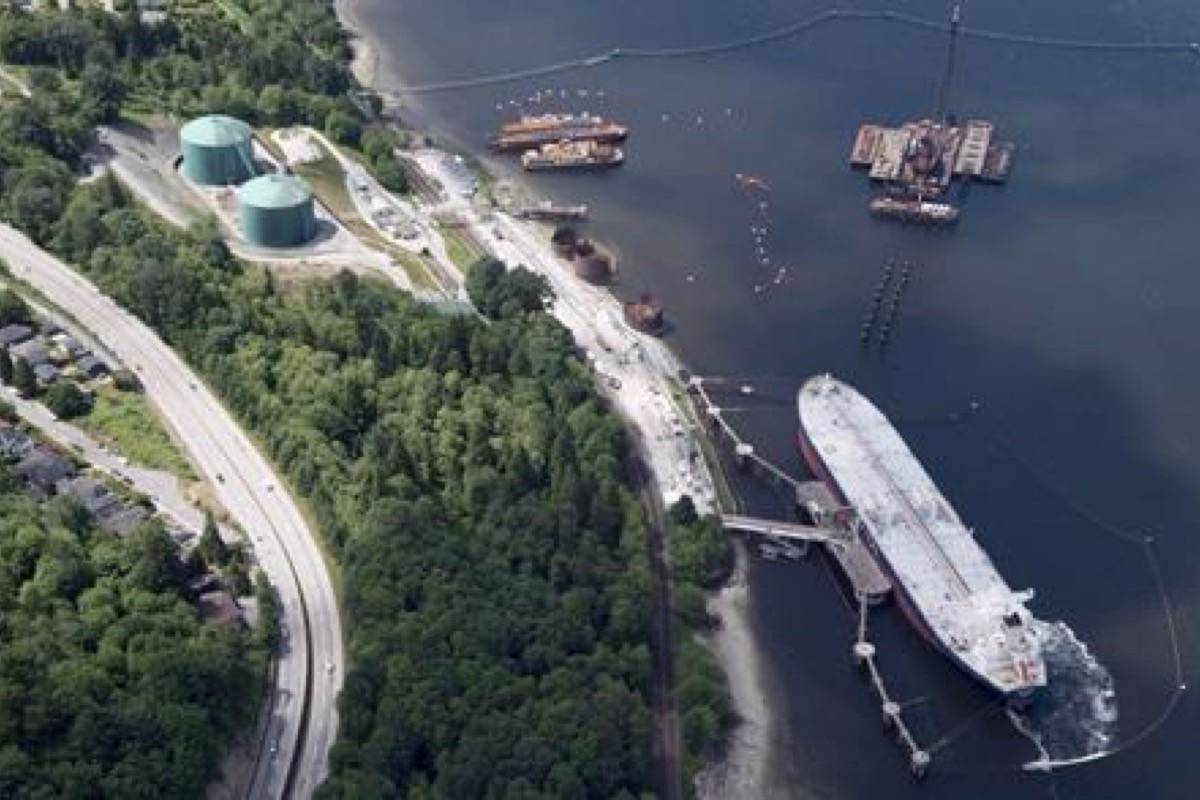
(848, 3, 1014, 224)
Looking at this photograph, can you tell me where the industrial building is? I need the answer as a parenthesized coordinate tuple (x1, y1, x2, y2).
(238, 174, 316, 248)
(180, 115, 256, 186)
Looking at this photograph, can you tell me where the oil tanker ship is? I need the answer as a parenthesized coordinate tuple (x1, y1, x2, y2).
(492, 113, 628, 152)
(798, 375, 1047, 701)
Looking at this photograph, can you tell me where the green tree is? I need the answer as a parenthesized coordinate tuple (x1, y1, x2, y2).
(197, 511, 228, 568)
(79, 62, 126, 124)
(43, 381, 92, 419)
(0, 289, 31, 326)
(12, 357, 36, 397)
(324, 109, 361, 146)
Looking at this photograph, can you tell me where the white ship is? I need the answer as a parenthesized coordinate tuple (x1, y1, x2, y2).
(798, 375, 1046, 701)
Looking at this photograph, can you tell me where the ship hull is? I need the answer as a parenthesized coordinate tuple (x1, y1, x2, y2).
(522, 158, 623, 172)
(797, 420, 1033, 703)
(492, 130, 628, 152)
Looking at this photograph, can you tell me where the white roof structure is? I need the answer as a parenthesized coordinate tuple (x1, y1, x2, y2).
(799, 375, 1046, 697)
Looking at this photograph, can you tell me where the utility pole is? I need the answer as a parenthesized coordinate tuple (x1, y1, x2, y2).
(933, 3, 962, 122)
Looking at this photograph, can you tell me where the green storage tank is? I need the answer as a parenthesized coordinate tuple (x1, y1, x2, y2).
(181, 115, 255, 186)
(238, 174, 316, 248)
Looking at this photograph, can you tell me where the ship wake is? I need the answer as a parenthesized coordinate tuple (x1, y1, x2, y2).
(1007, 621, 1118, 770)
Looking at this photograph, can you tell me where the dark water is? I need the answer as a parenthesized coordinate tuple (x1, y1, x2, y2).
(356, 0, 1200, 796)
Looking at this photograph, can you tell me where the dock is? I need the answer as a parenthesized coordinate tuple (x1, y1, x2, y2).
(848, 5, 1012, 222)
(689, 375, 926, 776)
(688, 377, 892, 605)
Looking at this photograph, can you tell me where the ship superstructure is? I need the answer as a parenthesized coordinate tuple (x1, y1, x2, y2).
(798, 375, 1046, 699)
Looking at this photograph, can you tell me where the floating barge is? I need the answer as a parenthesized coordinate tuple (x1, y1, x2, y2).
(492, 113, 628, 152)
(869, 197, 959, 226)
(522, 140, 623, 171)
(798, 375, 1047, 702)
(515, 200, 589, 221)
(850, 118, 1013, 222)
(850, 118, 1014, 188)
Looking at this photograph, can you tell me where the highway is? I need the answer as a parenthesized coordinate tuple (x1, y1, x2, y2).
(0, 223, 343, 799)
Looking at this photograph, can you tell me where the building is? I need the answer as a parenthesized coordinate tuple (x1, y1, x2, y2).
(238, 174, 317, 248)
(9, 337, 48, 366)
(180, 115, 256, 186)
(32, 363, 59, 386)
(15, 446, 76, 499)
(74, 354, 108, 379)
(0, 324, 33, 348)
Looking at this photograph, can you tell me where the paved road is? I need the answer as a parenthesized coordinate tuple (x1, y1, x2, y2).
(0, 224, 343, 799)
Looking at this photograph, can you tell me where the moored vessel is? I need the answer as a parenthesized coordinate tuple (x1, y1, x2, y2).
(493, 113, 628, 151)
(797, 375, 1046, 701)
(869, 196, 960, 225)
(522, 140, 624, 171)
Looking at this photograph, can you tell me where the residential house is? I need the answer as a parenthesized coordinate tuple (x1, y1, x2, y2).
(14, 447, 77, 499)
(0, 324, 33, 349)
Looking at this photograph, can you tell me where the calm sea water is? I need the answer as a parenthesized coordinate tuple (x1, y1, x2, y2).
(356, 0, 1200, 796)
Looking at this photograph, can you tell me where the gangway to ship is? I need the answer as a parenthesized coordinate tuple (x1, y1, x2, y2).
(720, 513, 845, 546)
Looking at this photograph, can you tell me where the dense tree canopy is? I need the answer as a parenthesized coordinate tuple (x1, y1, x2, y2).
(0, 488, 262, 798)
(37, 181, 660, 797)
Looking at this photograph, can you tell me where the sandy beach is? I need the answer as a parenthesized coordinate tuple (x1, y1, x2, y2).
(334, 0, 378, 88)
(695, 542, 779, 799)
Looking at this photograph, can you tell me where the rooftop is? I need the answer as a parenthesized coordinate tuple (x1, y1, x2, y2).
(239, 173, 313, 208)
(181, 115, 252, 149)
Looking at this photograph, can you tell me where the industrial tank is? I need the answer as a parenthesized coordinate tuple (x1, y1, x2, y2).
(238, 174, 316, 248)
(180, 115, 255, 186)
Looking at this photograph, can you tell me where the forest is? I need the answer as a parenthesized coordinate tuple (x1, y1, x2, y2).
(0, 0, 734, 796)
(0, 478, 263, 797)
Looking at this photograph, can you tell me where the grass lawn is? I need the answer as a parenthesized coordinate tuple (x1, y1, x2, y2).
(78, 384, 197, 479)
(442, 228, 481, 271)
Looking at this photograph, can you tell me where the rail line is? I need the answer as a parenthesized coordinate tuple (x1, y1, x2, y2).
(389, 8, 1200, 94)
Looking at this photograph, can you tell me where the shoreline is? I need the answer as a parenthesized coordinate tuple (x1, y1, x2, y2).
(335, 0, 378, 89)
(331, 0, 775, 792)
(695, 541, 777, 799)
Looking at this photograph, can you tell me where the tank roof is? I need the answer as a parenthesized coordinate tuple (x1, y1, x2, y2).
(239, 173, 313, 208)
(181, 115, 252, 148)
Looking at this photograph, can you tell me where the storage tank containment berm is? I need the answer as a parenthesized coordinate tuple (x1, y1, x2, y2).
(238, 174, 316, 248)
(180, 115, 255, 186)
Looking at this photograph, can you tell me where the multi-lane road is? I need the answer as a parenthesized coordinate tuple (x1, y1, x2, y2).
(0, 223, 343, 798)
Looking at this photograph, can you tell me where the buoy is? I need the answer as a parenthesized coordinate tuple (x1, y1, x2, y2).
(910, 750, 931, 779)
(882, 701, 901, 728)
(853, 641, 876, 664)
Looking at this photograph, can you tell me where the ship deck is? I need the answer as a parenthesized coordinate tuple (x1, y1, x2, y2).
(799, 376, 1045, 694)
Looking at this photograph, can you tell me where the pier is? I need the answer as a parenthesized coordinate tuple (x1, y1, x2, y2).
(689, 376, 927, 774)
(854, 595, 931, 778)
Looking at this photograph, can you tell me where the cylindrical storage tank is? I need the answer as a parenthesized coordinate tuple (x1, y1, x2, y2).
(180, 115, 255, 186)
(238, 174, 316, 248)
